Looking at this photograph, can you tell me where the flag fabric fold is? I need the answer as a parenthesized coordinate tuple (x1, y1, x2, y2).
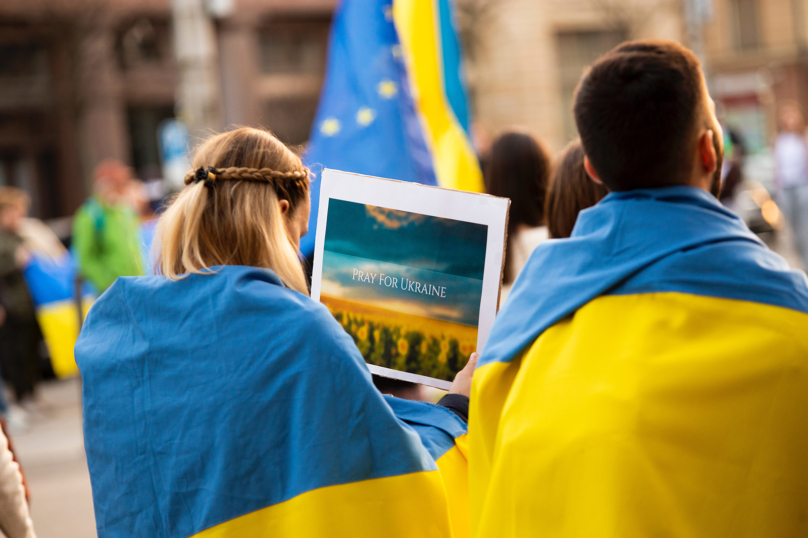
(393, 0, 483, 193)
(470, 186, 808, 537)
(301, 0, 481, 258)
(385, 395, 471, 538)
(77, 266, 454, 538)
(23, 252, 90, 377)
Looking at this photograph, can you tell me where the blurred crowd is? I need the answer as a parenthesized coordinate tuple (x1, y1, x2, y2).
(0, 160, 161, 433)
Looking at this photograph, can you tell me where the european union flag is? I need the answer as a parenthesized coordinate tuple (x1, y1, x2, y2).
(301, 0, 481, 258)
(301, 0, 435, 257)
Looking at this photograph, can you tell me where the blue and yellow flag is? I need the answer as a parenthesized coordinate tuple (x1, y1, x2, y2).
(301, 0, 482, 257)
(470, 187, 808, 537)
(385, 396, 470, 538)
(77, 266, 457, 538)
(24, 252, 91, 377)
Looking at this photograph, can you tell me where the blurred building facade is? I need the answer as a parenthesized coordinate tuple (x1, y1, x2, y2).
(703, 0, 808, 159)
(468, 0, 808, 163)
(464, 0, 686, 152)
(2, 0, 805, 222)
(0, 0, 335, 221)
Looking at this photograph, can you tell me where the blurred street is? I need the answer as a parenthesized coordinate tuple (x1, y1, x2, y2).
(13, 378, 95, 538)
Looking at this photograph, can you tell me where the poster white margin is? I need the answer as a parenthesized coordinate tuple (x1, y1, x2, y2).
(310, 169, 509, 386)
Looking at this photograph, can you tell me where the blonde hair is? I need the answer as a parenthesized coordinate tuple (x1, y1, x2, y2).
(156, 127, 310, 294)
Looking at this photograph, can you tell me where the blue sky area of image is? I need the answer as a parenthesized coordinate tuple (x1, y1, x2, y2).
(323, 199, 488, 279)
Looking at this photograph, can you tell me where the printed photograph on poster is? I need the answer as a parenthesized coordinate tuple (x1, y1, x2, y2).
(311, 170, 509, 390)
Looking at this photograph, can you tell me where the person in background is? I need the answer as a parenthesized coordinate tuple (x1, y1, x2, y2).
(0, 427, 35, 538)
(126, 179, 162, 274)
(72, 159, 143, 294)
(544, 140, 609, 239)
(773, 101, 808, 269)
(0, 189, 40, 413)
(718, 127, 746, 209)
(77, 127, 470, 538)
(484, 130, 552, 302)
(470, 40, 808, 537)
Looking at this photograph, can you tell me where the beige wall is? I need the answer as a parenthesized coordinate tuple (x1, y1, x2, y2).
(469, 0, 686, 152)
(704, 0, 805, 67)
(702, 0, 808, 149)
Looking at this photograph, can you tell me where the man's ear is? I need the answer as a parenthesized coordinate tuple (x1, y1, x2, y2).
(699, 129, 718, 175)
(583, 156, 604, 185)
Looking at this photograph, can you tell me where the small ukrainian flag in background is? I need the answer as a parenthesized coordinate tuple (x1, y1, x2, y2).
(24, 252, 90, 378)
(301, 0, 483, 258)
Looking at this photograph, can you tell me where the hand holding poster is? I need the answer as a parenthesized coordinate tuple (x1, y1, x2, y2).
(311, 170, 509, 389)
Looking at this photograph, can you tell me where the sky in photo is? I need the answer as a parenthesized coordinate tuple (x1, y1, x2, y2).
(323, 199, 488, 280)
(321, 200, 488, 326)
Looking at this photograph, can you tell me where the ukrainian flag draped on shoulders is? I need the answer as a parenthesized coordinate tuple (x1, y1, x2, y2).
(76, 266, 456, 538)
(385, 395, 471, 538)
(301, 0, 482, 258)
(19, 218, 93, 378)
(470, 186, 808, 538)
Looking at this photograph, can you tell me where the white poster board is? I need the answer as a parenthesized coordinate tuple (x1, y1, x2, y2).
(311, 170, 509, 390)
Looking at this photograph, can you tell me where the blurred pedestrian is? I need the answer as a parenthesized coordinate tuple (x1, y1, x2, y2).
(126, 179, 163, 274)
(77, 128, 468, 538)
(774, 101, 808, 268)
(484, 130, 551, 301)
(470, 40, 808, 537)
(544, 140, 609, 239)
(718, 127, 746, 208)
(0, 189, 40, 412)
(72, 160, 143, 294)
(0, 427, 35, 538)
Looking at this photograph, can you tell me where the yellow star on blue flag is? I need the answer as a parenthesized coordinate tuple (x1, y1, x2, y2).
(377, 80, 398, 99)
(356, 107, 376, 126)
(320, 118, 341, 136)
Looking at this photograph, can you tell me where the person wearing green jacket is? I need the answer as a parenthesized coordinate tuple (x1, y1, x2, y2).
(73, 160, 143, 294)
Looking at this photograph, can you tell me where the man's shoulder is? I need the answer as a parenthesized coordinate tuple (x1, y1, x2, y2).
(611, 238, 808, 317)
(540, 291, 808, 365)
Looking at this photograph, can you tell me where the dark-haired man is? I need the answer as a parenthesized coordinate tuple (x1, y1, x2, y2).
(469, 40, 808, 537)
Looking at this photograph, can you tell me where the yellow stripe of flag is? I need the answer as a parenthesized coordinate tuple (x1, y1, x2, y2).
(393, 0, 484, 192)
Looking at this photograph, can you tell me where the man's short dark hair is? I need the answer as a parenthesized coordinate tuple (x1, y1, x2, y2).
(573, 40, 705, 191)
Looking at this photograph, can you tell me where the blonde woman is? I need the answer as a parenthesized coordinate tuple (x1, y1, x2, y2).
(75, 128, 472, 538)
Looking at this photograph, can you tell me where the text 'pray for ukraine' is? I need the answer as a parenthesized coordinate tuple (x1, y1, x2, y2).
(352, 268, 447, 298)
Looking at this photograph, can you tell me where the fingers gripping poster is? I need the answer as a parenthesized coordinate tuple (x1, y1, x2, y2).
(311, 170, 509, 389)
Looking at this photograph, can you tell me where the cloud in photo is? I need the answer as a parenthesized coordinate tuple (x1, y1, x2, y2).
(321, 251, 482, 326)
(323, 199, 488, 280)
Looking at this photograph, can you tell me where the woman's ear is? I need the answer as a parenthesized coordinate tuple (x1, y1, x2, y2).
(279, 199, 290, 215)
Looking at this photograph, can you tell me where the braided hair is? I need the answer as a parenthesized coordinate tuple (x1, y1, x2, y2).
(183, 166, 310, 211)
(156, 127, 311, 294)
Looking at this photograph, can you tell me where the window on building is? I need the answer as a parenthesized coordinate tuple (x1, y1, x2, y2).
(127, 106, 175, 180)
(116, 18, 173, 69)
(730, 0, 760, 51)
(258, 19, 329, 75)
(0, 43, 49, 78)
(257, 17, 331, 145)
(0, 43, 51, 109)
(556, 29, 627, 142)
